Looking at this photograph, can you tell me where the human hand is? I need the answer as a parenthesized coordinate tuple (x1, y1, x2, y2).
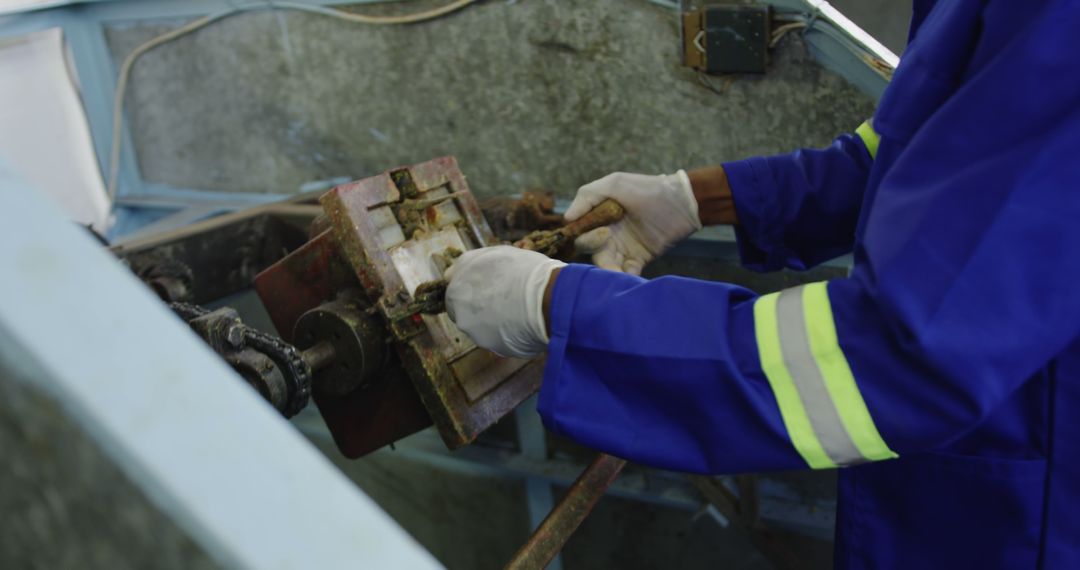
(567, 171, 701, 275)
(444, 246, 566, 358)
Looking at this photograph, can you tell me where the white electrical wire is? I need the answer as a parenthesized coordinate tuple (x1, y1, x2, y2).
(769, 21, 807, 48)
(772, 10, 895, 80)
(107, 0, 478, 202)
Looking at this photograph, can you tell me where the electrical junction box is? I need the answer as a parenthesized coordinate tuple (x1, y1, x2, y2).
(683, 4, 771, 74)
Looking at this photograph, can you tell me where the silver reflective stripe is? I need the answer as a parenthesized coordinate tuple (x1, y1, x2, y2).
(775, 286, 864, 465)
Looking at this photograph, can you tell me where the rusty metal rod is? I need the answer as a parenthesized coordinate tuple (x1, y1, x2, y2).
(505, 453, 627, 570)
(412, 199, 626, 314)
(513, 198, 626, 256)
(300, 340, 336, 372)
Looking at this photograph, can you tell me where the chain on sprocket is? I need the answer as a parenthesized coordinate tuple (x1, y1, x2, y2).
(170, 302, 311, 417)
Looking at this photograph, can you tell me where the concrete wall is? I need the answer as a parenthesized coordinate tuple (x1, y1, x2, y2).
(107, 0, 875, 199)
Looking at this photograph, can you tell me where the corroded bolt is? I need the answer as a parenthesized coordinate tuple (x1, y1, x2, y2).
(225, 324, 245, 348)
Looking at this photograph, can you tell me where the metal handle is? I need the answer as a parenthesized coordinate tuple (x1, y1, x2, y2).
(504, 453, 627, 570)
(410, 199, 626, 314)
(514, 199, 626, 256)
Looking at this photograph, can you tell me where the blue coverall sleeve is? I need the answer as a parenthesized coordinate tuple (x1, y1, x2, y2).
(722, 131, 874, 272)
(538, 3, 1080, 475)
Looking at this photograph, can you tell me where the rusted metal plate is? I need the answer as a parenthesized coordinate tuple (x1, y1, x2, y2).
(256, 157, 542, 456)
(449, 348, 531, 403)
(254, 229, 433, 458)
(313, 363, 434, 459)
(253, 230, 350, 344)
(320, 156, 540, 449)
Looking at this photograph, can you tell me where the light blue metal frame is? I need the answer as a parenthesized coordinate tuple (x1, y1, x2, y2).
(0, 159, 441, 569)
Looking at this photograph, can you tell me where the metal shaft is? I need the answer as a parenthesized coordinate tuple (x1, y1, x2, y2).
(505, 453, 627, 570)
(300, 340, 337, 372)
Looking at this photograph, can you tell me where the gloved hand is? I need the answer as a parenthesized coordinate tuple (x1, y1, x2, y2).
(568, 170, 701, 275)
(445, 246, 566, 358)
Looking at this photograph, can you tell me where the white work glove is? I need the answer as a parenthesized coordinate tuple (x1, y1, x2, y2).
(444, 246, 566, 359)
(568, 170, 702, 275)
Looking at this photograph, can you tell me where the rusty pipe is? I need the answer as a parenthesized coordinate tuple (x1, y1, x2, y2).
(505, 453, 627, 570)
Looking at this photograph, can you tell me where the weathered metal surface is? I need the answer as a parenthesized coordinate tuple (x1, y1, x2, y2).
(294, 295, 385, 397)
(112, 158, 617, 459)
(317, 156, 541, 450)
(254, 226, 433, 457)
(300, 340, 337, 372)
(253, 157, 543, 455)
(169, 302, 311, 417)
(252, 230, 355, 344)
(505, 454, 628, 570)
(411, 279, 449, 315)
(112, 200, 323, 305)
(514, 198, 625, 258)
(101, 176, 842, 563)
(479, 190, 563, 243)
(125, 255, 194, 302)
(228, 348, 288, 410)
(449, 346, 531, 403)
(406, 197, 628, 313)
(312, 362, 436, 458)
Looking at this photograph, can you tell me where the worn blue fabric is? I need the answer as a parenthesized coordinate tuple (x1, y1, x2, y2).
(538, 0, 1080, 567)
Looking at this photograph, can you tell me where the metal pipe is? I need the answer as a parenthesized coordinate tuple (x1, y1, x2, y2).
(505, 453, 627, 570)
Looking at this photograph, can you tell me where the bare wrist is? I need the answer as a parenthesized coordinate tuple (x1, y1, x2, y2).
(543, 267, 562, 339)
(687, 166, 740, 226)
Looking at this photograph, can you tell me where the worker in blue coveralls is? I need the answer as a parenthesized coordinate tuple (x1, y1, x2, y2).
(446, 1, 1079, 567)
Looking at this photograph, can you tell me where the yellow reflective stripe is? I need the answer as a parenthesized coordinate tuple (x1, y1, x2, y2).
(753, 292, 836, 469)
(801, 283, 898, 461)
(855, 119, 880, 160)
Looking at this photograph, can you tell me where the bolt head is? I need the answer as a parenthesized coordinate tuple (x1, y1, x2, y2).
(225, 325, 245, 348)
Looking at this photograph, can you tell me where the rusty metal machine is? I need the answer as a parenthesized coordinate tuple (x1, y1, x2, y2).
(110, 156, 833, 570)
(254, 156, 545, 457)
(113, 157, 631, 569)
(141, 156, 628, 468)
